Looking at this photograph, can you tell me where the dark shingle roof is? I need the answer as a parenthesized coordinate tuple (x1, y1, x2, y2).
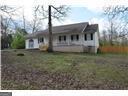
(26, 22, 98, 39)
(84, 24, 98, 33)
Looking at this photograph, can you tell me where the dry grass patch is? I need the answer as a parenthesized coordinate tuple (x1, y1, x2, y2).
(1, 50, 128, 89)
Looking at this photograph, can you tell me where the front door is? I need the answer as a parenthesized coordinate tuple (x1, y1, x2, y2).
(29, 39, 34, 48)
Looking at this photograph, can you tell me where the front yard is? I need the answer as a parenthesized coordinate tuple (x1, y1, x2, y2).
(1, 50, 128, 89)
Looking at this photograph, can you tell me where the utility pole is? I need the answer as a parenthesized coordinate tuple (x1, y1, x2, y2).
(47, 5, 53, 52)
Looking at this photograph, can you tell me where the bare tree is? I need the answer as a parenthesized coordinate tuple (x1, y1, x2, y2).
(22, 8, 26, 30)
(103, 6, 117, 45)
(103, 5, 128, 45)
(27, 5, 45, 33)
(101, 30, 108, 45)
(30, 5, 43, 33)
(48, 5, 70, 52)
(33, 5, 70, 52)
(0, 5, 21, 30)
(47, 5, 70, 52)
(0, 5, 20, 49)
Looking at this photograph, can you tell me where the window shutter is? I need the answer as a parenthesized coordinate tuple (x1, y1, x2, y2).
(91, 33, 93, 40)
(42, 37, 44, 42)
(71, 35, 73, 41)
(59, 36, 61, 42)
(64, 36, 66, 41)
(85, 34, 87, 41)
(76, 35, 79, 41)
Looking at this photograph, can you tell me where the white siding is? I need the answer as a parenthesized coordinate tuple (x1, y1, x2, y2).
(25, 38, 39, 49)
(44, 35, 49, 44)
(82, 32, 99, 53)
(94, 31, 99, 53)
(82, 33, 95, 46)
(25, 32, 99, 53)
(53, 33, 82, 46)
(25, 39, 29, 49)
(94, 32, 99, 47)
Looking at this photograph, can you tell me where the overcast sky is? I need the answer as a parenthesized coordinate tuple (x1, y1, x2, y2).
(1, 0, 128, 32)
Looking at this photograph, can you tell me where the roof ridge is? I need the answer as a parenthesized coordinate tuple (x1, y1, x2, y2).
(52, 22, 89, 27)
(36, 22, 89, 32)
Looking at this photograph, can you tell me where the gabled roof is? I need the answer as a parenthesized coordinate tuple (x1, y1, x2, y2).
(26, 22, 98, 39)
(84, 24, 98, 33)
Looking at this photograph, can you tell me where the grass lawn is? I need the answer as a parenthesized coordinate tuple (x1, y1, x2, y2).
(1, 49, 128, 89)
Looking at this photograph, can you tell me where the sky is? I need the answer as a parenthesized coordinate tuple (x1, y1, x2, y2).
(1, 90, 128, 96)
(54, 6, 104, 30)
(0, 5, 105, 32)
(1, 0, 128, 32)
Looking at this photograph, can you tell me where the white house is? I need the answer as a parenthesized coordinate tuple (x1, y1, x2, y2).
(25, 22, 99, 53)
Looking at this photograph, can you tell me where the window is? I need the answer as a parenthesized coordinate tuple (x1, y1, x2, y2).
(84, 34, 87, 41)
(71, 34, 79, 41)
(59, 36, 61, 42)
(84, 33, 93, 41)
(76, 35, 79, 40)
(71, 35, 73, 41)
(38, 37, 44, 43)
(64, 36, 66, 41)
(29, 39, 34, 48)
(58, 35, 66, 42)
(91, 33, 93, 40)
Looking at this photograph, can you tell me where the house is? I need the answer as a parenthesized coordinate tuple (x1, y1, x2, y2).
(25, 22, 99, 53)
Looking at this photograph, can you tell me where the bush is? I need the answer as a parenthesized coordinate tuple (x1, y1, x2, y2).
(97, 48, 101, 54)
(17, 53, 25, 56)
(11, 32, 25, 49)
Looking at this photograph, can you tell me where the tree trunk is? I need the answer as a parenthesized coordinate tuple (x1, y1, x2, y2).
(23, 8, 26, 30)
(47, 5, 53, 52)
(110, 21, 114, 45)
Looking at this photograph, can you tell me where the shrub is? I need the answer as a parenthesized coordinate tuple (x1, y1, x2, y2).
(11, 32, 25, 49)
(17, 53, 25, 56)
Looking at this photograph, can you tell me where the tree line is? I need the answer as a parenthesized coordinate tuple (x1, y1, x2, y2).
(0, 5, 69, 50)
(100, 5, 128, 46)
